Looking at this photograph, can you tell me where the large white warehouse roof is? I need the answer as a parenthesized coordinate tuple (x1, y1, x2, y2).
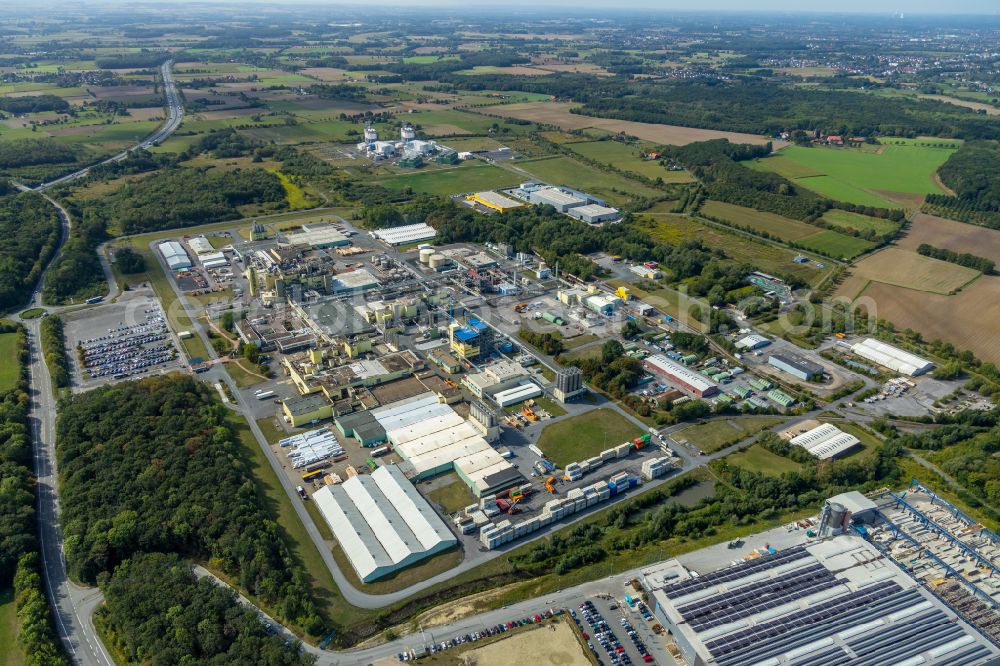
(311, 464, 456, 582)
(790, 423, 860, 460)
(372, 223, 436, 246)
(851, 338, 934, 376)
(158, 241, 192, 270)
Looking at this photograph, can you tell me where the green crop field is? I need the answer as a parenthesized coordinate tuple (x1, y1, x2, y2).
(537, 409, 643, 467)
(701, 201, 819, 241)
(798, 229, 875, 260)
(0, 586, 25, 666)
(820, 209, 901, 237)
(402, 54, 460, 64)
(0, 332, 21, 392)
(375, 163, 519, 196)
(673, 417, 785, 454)
(753, 143, 956, 208)
(517, 155, 663, 205)
(406, 109, 511, 136)
(564, 140, 695, 182)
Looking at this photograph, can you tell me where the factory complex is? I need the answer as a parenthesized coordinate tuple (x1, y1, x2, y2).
(312, 464, 457, 582)
(644, 354, 719, 398)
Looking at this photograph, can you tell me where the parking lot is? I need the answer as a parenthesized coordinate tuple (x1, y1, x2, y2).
(575, 597, 659, 666)
(62, 288, 185, 389)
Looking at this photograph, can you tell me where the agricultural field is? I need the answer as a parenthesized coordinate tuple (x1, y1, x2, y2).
(563, 140, 695, 182)
(375, 163, 519, 196)
(673, 417, 785, 454)
(847, 247, 981, 295)
(897, 213, 1000, 264)
(638, 214, 833, 286)
(479, 102, 780, 147)
(847, 277, 1000, 365)
(819, 209, 901, 237)
(796, 230, 875, 260)
(515, 155, 663, 206)
(701, 201, 821, 241)
(0, 587, 24, 666)
(536, 409, 643, 466)
(752, 142, 957, 209)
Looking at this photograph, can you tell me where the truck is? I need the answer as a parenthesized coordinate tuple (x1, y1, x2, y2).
(371, 446, 390, 458)
(296, 486, 308, 500)
(256, 390, 276, 400)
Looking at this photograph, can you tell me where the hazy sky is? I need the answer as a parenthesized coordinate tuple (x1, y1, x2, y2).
(347, 0, 998, 11)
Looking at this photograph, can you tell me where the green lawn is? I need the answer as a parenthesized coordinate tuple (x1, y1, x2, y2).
(537, 409, 644, 466)
(564, 140, 695, 182)
(673, 417, 785, 454)
(726, 444, 803, 476)
(753, 143, 956, 208)
(375, 163, 519, 196)
(0, 333, 21, 393)
(425, 475, 478, 514)
(516, 155, 664, 206)
(0, 586, 25, 666)
(797, 229, 875, 260)
(820, 209, 901, 237)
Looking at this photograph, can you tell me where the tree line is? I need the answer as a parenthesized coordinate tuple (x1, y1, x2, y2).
(917, 243, 995, 274)
(925, 140, 1000, 227)
(39, 315, 70, 389)
(56, 375, 326, 636)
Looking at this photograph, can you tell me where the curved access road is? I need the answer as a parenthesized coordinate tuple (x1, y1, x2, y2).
(36, 60, 183, 191)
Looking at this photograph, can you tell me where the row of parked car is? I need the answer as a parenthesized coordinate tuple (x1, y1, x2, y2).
(397, 608, 561, 661)
(574, 600, 654, 665)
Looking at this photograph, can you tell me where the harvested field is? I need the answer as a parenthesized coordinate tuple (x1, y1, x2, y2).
(918, 94, 1000, 116)
(455, 621, 588, 666)
(898, 213, 1000, 264)
(479, 102, 780, 147)
(298, 67, 349, 81)
(832, 274, 871, 301)
(853, 278, 1000, 364)
(848, 247, 980, 294)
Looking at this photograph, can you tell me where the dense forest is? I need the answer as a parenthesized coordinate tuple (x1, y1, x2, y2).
(0, 94, 70, 114)
(98, 553, 314, 666)
(0, 138, 79, 169)
(56, 376, 325, 635)
(94, 51, 170, 69)
(925, 140, 1000, 227)
(39, 315, 70, 388)
(0, 322, 69, 664)
(0, 191, 60, 312)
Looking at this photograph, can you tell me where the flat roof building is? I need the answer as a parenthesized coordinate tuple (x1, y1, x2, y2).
(372, 223, 436, 246)
(158, 241, 192, 271)
(527, 187, 587, 213)
(769, 352, 824, 381)
(735, 334, 771, 351)
(851, 338, 934, 376)
(790, 423, 861, 460)
(332, 269, 380, 293)
(284, 224, 350, 249)
(468, 191, 524, 213)
(282, 393, 333, 428)
(492, 382, 542, 408)
(651, 536, 1000, 666)
(312, 464, 457, 582)
(644, 354, 719, 398)
(567, 203, 620, 225)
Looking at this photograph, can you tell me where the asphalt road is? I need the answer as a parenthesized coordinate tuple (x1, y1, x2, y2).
(36, 60, 183, 191)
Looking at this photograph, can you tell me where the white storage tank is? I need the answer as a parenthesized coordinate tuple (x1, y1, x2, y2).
(420, 248, 435, 264)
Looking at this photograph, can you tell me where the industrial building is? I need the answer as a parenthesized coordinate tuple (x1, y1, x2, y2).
(790, 423, 861, 459)
(567, 203, 620, 225)
(312, 464, 457, 582)
(554, 366, 584, 402)
(851, 338, 934, 376)
(183, 235, 227, 270)
(334, 410, 387, 447)
(284, 223, 350, 249)
(492, 381, 542, 408)
(644, 354, 719, 398)
(467, 191, 524, 213)
(769, 351, 824, 381)
(527, 186, 587, 212)
(281, 393, 333, 427)
(331, 269, 380, 293)
(158, 241, 193, 270)
(371, 223, 436, 246)
(735, 333, 770, 351)
(371, 393, 521, 497)
(650, 535, 1000, 666)
(630, 265, 662, 280)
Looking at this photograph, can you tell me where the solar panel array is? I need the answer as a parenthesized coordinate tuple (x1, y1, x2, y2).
(679, 562, 839, 632)
(659, 545, 810, 600)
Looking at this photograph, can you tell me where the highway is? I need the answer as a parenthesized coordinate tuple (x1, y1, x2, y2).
(35, 60, 183, 191)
